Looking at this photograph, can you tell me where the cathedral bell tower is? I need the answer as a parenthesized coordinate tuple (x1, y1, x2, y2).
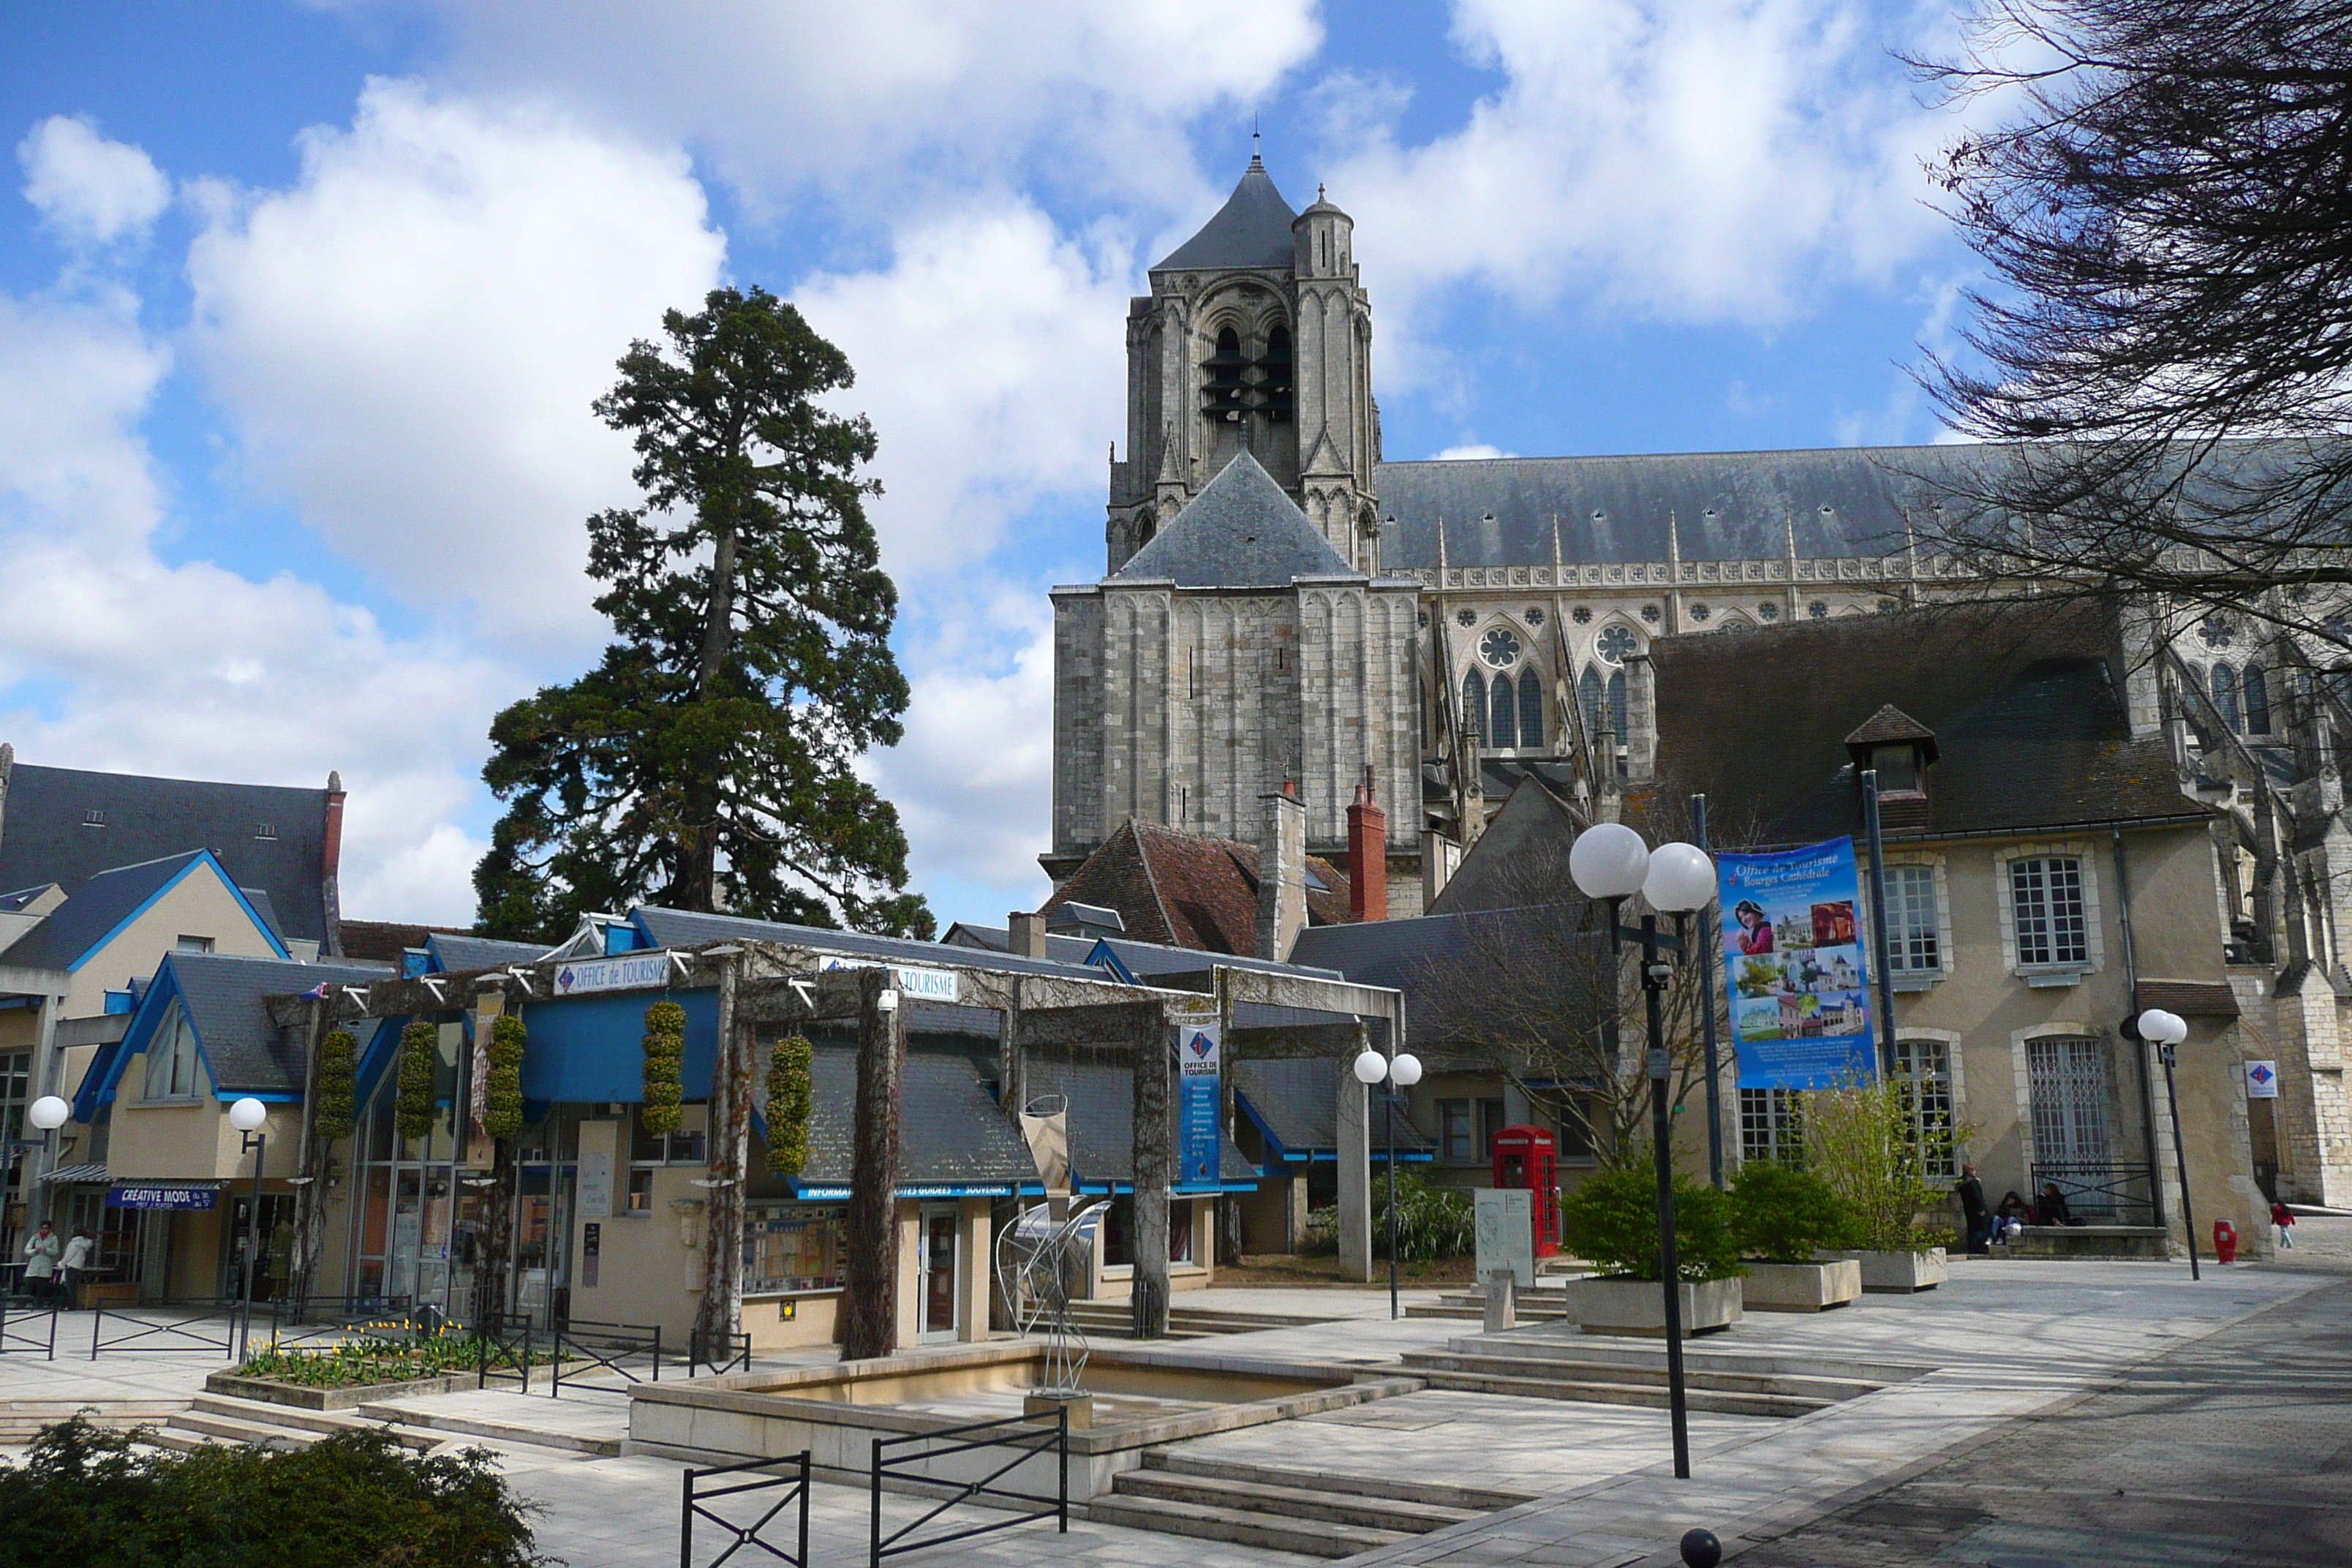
(1107, 149, 1382, 575)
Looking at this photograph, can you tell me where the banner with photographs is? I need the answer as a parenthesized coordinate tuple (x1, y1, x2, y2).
(1720, 837, 1879, 1090)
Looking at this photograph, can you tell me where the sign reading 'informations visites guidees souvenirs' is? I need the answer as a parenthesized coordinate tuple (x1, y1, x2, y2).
(1720, 837, 1878, 1090)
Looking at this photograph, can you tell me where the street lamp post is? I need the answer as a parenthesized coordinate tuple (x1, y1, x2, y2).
(1353, 1047, 1425, 1320)
(229, 1097, 269, 1360)
(10, 1097, 70, 1295)
(1569, 822, 1716, 1482)
(2136, 1009, 2199, 1281)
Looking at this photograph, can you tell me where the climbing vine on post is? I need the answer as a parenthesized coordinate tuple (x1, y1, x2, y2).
(766, 1036, 813, 1177)
(395, 1021, 439, 1143)
(313, 1028, 358, 1142)
(641, 1000, 686, 1136)
(485, 1015, 527, 1141)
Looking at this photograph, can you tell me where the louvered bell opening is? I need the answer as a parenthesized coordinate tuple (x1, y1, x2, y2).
(1201, 328, 1251, 423)
(1256, 327, 1294, 423)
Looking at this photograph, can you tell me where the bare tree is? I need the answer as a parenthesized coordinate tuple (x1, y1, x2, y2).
(1902, 0, 2352, 649)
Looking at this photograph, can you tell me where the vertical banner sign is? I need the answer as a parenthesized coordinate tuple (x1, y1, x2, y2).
(1175, 1006, 1222, 1191)
(1720, 837, 1879, 1089)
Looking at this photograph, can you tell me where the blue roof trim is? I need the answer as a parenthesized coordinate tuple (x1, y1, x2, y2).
(355, 1016, 411, 1109)
(72, 1039, 123, 1123)
(1082, 939, 1139, 985)
(91, 960, 186, 1109)
(1235, 1092, 1294, 1165)
(69, 850, 290, 972)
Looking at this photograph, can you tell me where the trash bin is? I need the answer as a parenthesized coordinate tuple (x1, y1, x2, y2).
(2212, 1219, 2237, 1264)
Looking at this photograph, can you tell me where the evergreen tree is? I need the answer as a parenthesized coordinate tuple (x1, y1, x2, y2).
(475, 286, 932, 943)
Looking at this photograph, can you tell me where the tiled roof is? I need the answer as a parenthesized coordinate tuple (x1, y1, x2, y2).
(1844, 704, 1937, 749)
(0, 851, 263, 974)
(168, 951, 388, 1095)
(1020, 1049, 1258, 1186)
(792, 1041, 1039, 1190)
(1109, 451, 1357, 589)
(1646, 599, 2209, 844)
(2138, 979, 2240, 1019)
(1234, 1057, 1433, 1157)
(338, 919, 467, 963)
(1039, 818, 1353, 955)
(0, 763, 333, 943)
(1153, 156, 1299, 272)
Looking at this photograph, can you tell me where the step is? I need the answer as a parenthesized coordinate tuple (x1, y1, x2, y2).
(140, 1427, 227, 1454)
(1115, 1469, 1477, 1534)
(1401, 1350, 1879, 1403)
(1406, 1300, 1571, 1322)
(165, 1409, 321, 1450)
(192, 1394, 440, 1451)
(1144, 1449, 1534, 1514)
(1084, 1492, 1411, 1559)
(1447, 1333, 1931, 1387)
(355, 1401, 623, 1456)
(1398, 1366, 1827, 1418)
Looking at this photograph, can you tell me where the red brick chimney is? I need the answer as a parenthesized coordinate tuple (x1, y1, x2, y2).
(1348, 766, 1387, 922)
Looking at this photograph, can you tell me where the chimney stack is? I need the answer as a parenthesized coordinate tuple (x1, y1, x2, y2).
(1255, 780, 1308, 961)
(1008, 911, 1048, 958)
(1347, 766, 1387, 922)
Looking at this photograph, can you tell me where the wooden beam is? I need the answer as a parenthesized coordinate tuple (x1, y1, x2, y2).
(841, 968, 905, 1360)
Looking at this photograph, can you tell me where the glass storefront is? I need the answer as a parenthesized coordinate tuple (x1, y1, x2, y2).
(742, 1202, 845, 1294)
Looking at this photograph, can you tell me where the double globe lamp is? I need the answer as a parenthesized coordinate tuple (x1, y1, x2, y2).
(1351, 1044, 1422, 1319)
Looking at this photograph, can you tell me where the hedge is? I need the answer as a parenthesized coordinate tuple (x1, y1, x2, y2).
(765, 1036, 813, 1177)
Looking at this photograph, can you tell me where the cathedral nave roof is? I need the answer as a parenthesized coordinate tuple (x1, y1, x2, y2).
(1108, 448, 1358, 589)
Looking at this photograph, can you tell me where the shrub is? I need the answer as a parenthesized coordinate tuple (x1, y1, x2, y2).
(312, 1028, 357, 1143)
(1730, 1160, 1855, 1262)
(1560, 1166, 1743, 1282)
(1802, 1076, 1961, 1254)
(483, 1015, 527, 1142)
(394, 1021, 438, 1144)
(1371, 1170, 1475, 1262)
(765, 1036, 813, 1177)
(641, 1000, 686, 1136)
(0, 1415, 549, 1567)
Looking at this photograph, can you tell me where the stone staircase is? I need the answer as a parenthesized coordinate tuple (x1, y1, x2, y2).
(0, 1399, 189, 1446)
(1395, 1336, 1910, 1419)
(1060, 1302, 1335, 1341)
(1406, 1288, 1575, 1322)
(144, 1392, 449, 1455)
(1086, 1449, 1533, 1558)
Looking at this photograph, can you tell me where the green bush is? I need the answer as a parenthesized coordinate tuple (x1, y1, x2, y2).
(312, 1028, 357, 1143)
(1803, 1076, 1960, 1254)
(0, 1415, 548, 1567)
(1371, 1170, 1475, 1262)
(394, 1021, 438, 1144)
(641, 1000, 686, 1136)
(1560, 1166, 1743, 1282)
(483, 1015, 527, 1142)
(1730, 1160, 1855, 1262)
(765, 1036, 813, 1177)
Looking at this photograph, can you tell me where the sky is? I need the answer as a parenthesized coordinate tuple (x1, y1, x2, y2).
(0, 0, 1992, 935)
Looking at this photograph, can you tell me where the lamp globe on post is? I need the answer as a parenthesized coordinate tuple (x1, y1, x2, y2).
(2136, 1009, 2201, 1281)
(1643, 843, 1717, 916)
(228, 1097, 268, 1134)
(229, 1097, 269, 1354)
(1390, 1053, 1422, 1089)
(26, 1096, 69, 1133)
(1569, 821, 1651, 902)
(1352, 1048, 1387, 1086)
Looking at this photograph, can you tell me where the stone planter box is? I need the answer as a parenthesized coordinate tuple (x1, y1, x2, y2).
(1823, 1248, 1948, 1293)
(1558, 1275, 1742, 1336)
(205, 1371, 469, 1411)
(1740, 1259, 1861, 1312)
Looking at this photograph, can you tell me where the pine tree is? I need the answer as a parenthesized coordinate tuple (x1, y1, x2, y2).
(475, 287, 932, 941)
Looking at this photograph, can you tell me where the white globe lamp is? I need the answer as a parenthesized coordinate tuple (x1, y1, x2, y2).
(1569, 821, 1651, 901)
(1390, 1052, 1423, 1088)
(26, 1095, 68, 1132)
(228, 1097, 269, 1134)
(1643, 842, 1717, 913)
(1352, 1048, 1388, 1085)
(2136, 1009, 2187, 1047)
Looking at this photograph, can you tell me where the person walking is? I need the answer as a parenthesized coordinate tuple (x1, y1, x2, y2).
(58, 1227, 95, 1308)
(2272, 1199, 2297, 1250)
(1956, 1164, 1992, 1255)
(20, 1221, 60, 1305)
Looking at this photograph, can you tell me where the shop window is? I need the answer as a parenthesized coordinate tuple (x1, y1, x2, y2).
(743, 1203, 846, 1292)
(627, 1169, 654, 1213)
(1099, 1194, 1194, 1266)
(633, 1107, 706, 1166)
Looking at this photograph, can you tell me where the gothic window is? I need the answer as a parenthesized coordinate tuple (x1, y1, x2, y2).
(1758, 601, 1780, 621)
(1572, 606, 1592, 625)
(1257, 325, 1294, 423)
(1578, 666, 1605, 738)
(2198, 614, 2235, 649)
(1463, 670, 1487, 743)
(2246, 666, 2272, 735)
(1518, 668, 1543, 748)
(2212, 663, 2241, 731)
(1526, 607, 1545, 627)
(1202, 326, 1248, 423)
(1608, 669, 1628, 740)
(1135, 509, 1156, 549)
(1478, 627, 1522, 668)
(1596, 625, 1637, 663)
(1490, 670, 1518, 748)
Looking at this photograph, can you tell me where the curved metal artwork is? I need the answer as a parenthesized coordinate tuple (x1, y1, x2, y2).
(994, 1194, 1109, 1395)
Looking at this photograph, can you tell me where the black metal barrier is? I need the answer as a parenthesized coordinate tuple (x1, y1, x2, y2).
(680, 1450, 810, 1567)
(2029, 1160, 2158, 1226)
(474, 1313, 536, 1392)
(89, 1299, 248, 1360)
(0, 1297, 57, 1359)
(550, 1318, 663, 1398)
(690, 1327, 753, 1379)
(868, 1408, 1068, 1565)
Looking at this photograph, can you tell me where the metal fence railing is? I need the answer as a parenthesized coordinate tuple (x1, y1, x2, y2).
(690, 1327, 753, 1379)
(88, 1299, 249, 1360)
(2029, 1161, 2158, 1227)
(868, 1409, 1068, 1565)
(680, 1450, 811, 1567)
(0, 1297, 57, 1360)
(549, 1319, 663, 1398)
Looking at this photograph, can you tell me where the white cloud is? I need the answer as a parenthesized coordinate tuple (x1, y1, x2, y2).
(1433, 442, 1513, 460)
(1326, 0, 1961, 361)
(794, 203, 1131, 577)
(185, 79, 728, 651)
(17, 117, 170, 249)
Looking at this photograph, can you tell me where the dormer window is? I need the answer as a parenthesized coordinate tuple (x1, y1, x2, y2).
(255, 822, 278, 841)
(1871, 743, 1921, 794)
(1844, 705, 1939, 829)
(81, 809, 105, 828)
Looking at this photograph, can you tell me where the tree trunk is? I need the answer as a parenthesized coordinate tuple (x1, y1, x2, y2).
(696, 958, 748, 1354)
(478, 1137, 513, 1324)
(843, 968, 905, 1360)
(288, 998, 330, 1316)
(1130, 1015, 1171, 1340)
(673, 521, 741, 913)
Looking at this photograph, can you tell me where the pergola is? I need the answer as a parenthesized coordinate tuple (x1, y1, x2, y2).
(286, 932, 1404, 1356)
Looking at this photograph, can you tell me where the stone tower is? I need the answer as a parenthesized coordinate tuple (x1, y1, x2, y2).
(1106, 150, 1381, 576)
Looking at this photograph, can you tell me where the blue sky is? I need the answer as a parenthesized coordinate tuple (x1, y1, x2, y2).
(0, 1, 1983, 930)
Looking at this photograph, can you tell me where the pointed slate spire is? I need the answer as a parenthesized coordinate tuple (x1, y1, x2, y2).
(1154, 154, 1301, 272)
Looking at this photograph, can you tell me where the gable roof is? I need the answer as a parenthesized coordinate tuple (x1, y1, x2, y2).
(1844, 704, 1939, 750)
(0, 849, 288, 974)
(1428, 774, 1586, 917)
(428, 932, 551, 972)
(1110, 451, 1357, 588)
(1646, 598, 2208, 844)
(1040, 818, 1353, 954)
(103, 951, 384, 1101)
(1153, 155, 1299, 272)
(0, 762, 332, 943)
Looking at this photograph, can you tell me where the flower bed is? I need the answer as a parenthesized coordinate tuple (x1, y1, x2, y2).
(235, 1322, 557, 1390)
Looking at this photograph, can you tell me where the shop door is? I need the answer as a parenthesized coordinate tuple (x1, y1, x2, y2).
(920, 1205, 960, 1341)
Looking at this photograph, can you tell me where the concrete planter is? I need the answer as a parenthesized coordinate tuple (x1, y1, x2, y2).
(1558, 1276, 1743, 1336)
(204, 1371, 468, 1411)
(1824, 1248, 1948, 1293)
(1739, 1259, 1861, 1312)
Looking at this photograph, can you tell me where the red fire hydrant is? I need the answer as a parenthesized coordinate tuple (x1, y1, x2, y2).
(2212, 1220, 2238, 1264)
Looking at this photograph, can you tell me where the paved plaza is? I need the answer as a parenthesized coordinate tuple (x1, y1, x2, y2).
(1, 1240, 2347, 1566)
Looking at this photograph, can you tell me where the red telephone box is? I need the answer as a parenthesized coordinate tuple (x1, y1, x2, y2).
(1491, 1126, 1559, 1257)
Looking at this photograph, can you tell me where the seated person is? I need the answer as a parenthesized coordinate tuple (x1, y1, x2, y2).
(2038, 1182, 2074, 1226)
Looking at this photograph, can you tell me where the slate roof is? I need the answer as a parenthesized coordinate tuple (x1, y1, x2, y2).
(167, 951, 385, 1096)
(1109, 451, 1357, 588)
(1290, 904, 1585, 1056)
(337, 920, 466, 964)
(1039, 818, 1354, 954)
(1844, 704, 1939, 750)
(1233, 1057, 1433, 1158)
(792, 1041, 1038, 1190)
(944, 923, 1344, 986)
(1427, 774, 1586, 917)
(429, 932, 554, 972)
(629, 905, 1112, 985)
(1646, 598, 2209, 844)
(0, 851, 276, 974)
(1153, 155, 1300, 272)
(1019, 1050, 1258, 1186)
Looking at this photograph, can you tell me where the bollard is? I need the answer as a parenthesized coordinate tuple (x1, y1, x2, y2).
(1483, 1269, 1517, 1333)
(1679, 1528, 1722, 1568)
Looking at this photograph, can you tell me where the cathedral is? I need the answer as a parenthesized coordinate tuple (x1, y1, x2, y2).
(1047, 151, 2096, 914)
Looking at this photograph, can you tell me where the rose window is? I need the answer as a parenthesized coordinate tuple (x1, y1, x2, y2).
(1478, 627, 1523, 668)
(1596, 625, 1637, 663)
(1572, 606, 1592, 625)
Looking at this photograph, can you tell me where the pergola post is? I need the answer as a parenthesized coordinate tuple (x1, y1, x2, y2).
(695, 955, 749, 1353)
(1130, 1009, 1172, 1339)
(843, 967, 906, 1360)
(1337, 1025, 1373, 1283)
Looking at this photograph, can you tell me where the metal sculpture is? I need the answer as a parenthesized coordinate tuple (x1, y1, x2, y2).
(994, 1195, 1107, 1395)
